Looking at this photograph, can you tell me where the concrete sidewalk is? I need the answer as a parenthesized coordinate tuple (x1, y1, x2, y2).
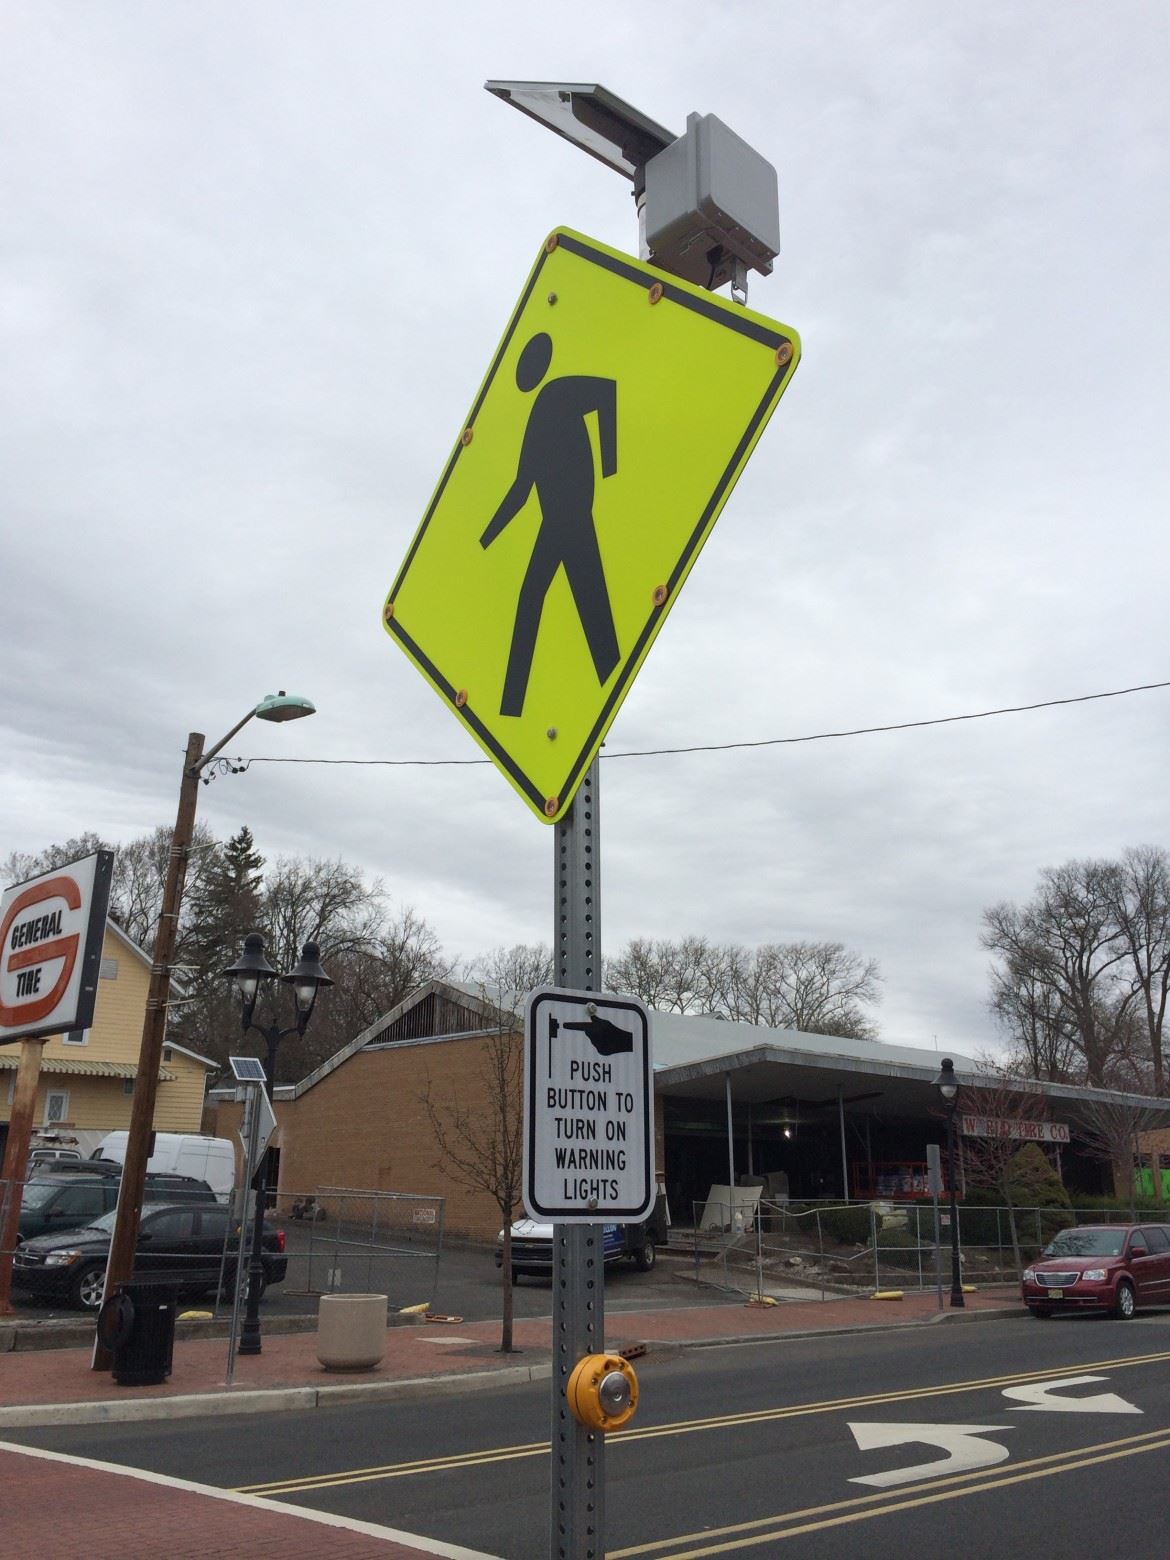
(0, 1287, 1020, 1558)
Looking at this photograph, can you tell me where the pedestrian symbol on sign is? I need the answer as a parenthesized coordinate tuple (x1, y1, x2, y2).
(480, 331, 620, 719)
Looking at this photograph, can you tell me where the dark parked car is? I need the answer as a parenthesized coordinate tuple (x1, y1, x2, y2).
(1022, 1223, 1170, 1319)
(495, 1219, 657, 1279)
(17, 1170, 217, 1243)
(12, 1202, 287, 1312)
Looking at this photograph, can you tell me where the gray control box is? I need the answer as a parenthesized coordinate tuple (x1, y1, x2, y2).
(643, 112, 780, 290)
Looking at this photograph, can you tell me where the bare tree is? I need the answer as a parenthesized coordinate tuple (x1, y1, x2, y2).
(465, 943, 554, 1001)
(420, 1015, 524, 1352)
(983, 860, 1137, 1086)
(1076, 1096, 1170, 1217)
(989, 962, 1081, 1082)
(1108, 846, 1170, 1095)
(608, 936, 882, 1038)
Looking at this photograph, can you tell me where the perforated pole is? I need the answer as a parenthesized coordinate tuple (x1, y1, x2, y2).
(551, 759, 604, 1557)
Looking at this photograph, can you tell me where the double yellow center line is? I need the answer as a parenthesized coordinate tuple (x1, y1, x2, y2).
(236, 1345, 1170, 1498)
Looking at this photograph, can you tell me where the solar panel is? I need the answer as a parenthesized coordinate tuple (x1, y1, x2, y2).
(229, 1056, 267, 1083)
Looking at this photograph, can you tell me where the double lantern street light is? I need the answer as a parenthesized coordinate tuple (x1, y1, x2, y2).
(223, 933, 332, 1356)
(934, 1057, 965, 1309)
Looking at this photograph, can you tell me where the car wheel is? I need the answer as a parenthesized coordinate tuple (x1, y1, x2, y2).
(1113, 1280, 1136, 1320)
(633, 1237, 656, 1273)
(246, 1270, 268, 1304)
(71, 1263, 107, 1312)
(1028, 1306, 1052, 1319)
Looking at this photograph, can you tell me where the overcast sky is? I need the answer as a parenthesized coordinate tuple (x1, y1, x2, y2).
(3, 2, 1168, 1057)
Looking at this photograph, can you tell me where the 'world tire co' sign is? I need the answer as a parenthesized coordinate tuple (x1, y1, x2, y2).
(960, 1116, 1070, 1144)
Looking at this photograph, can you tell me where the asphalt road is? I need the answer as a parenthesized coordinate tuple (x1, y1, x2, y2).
(12, 1310, 1170, 1556)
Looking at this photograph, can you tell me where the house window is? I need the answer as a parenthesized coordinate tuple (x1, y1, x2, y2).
(44, 1090, 70, 1125)
(123, 1079, 136, 1097)
(163, 1047, 172, 1062)
(100, 958, 118, 979)
(63, 1029, 89, 1046)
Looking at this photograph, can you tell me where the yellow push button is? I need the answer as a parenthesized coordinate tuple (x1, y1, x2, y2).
(566, 1352, 639, 1431)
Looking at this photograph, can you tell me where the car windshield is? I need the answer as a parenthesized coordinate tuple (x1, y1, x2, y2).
(84, 1210, 119, 1234)
(20, 1181, 62, 1209)
(1043, 1229, 1125, 1258)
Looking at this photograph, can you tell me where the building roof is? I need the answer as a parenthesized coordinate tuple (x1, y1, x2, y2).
(0, 1056, 177, 1081)
(203, 977, 1170, 1130)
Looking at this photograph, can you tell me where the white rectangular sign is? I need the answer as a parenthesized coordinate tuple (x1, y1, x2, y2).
(523, 985, 653, 1223)
(959, 1115, 1070, 1144)
(0, 852, 114, 1044)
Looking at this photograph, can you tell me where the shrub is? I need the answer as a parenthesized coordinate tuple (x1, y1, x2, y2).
(816, 1205, 872, 1245)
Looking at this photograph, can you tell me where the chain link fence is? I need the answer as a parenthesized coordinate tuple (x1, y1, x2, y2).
(263, 1187, 445, 1310)
(686, 1196, 1165, 1299)
(1, 1176, 445, 1314)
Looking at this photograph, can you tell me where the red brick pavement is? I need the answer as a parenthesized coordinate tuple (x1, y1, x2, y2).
(0, 1287, 1020, 1410)
(0, 1443, 490, 1558)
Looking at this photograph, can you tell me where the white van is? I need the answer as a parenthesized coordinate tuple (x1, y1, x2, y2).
(94, 1132, 236, 1201)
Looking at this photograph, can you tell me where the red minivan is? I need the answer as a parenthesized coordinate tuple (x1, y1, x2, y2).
(1022, 1223, 1170, 1319)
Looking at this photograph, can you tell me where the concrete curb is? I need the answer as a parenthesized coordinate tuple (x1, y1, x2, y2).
(0, 1307, 1021, 1428)
(670, 1305, 1023, 1352)
(0, 1363, 552, 1428)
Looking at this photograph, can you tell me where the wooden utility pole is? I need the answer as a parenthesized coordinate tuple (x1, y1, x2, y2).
(0, 1037, 48, 1313)
(93, 731, 204, 1369)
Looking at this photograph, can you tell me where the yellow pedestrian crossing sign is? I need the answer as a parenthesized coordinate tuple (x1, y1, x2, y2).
(383, 227, 800, 824)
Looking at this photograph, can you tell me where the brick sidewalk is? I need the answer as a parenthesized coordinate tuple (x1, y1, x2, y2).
(0, 1442, 494, 1558)
(0, 1287, 1020, 1414)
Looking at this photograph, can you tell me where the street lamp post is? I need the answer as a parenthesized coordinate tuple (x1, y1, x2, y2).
(224, 933, 331, 1355)
(95, 693, 316, 1372)
(934, 1057, 965, 1309)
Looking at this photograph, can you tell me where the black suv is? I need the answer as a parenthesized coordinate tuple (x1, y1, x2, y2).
(17, 1170, 217, 1243)
(12, 1202, 288, 1311)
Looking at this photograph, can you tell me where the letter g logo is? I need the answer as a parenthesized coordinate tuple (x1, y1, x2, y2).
(0, 876, 82, 1029)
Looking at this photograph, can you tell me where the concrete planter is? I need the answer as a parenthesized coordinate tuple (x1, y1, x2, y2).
(316, 1294, 388, 1371)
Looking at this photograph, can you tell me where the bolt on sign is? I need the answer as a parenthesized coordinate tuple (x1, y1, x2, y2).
(383, 227, 801, 824)
(523, 986, 653, 1222)
(0, 852, 114, 1043)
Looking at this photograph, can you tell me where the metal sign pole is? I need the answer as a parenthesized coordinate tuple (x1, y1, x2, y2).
(225, 1082, 262, 1384)
(551, 758, 604, 1558)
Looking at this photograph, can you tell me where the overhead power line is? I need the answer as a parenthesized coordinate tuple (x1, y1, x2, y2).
(225, 678, 1169, 772)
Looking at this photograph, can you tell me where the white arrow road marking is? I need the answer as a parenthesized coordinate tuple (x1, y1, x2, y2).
(847, 1423, 1013, 1488)
(1002, 1375, 1142, 1414)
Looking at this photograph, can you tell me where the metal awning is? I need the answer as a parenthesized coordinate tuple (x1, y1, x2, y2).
(654, 1044, 1170, 1130)
(0, 1057, 177, 1082)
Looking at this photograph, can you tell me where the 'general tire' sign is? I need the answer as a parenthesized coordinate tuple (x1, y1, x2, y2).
(0, 852, 113, 1043)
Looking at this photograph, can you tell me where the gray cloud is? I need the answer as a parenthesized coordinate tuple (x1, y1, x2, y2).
(3, 2, 1167, 1057)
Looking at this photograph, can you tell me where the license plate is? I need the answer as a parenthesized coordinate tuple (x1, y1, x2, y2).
(1048, 1288, 1064, 1299)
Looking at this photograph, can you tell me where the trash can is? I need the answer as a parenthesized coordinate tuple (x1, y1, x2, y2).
(97, 1282, 178, 1387)
(317, 1293, 388, 1371)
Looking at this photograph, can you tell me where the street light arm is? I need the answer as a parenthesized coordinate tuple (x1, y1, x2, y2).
(195, 708, 262, 774)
